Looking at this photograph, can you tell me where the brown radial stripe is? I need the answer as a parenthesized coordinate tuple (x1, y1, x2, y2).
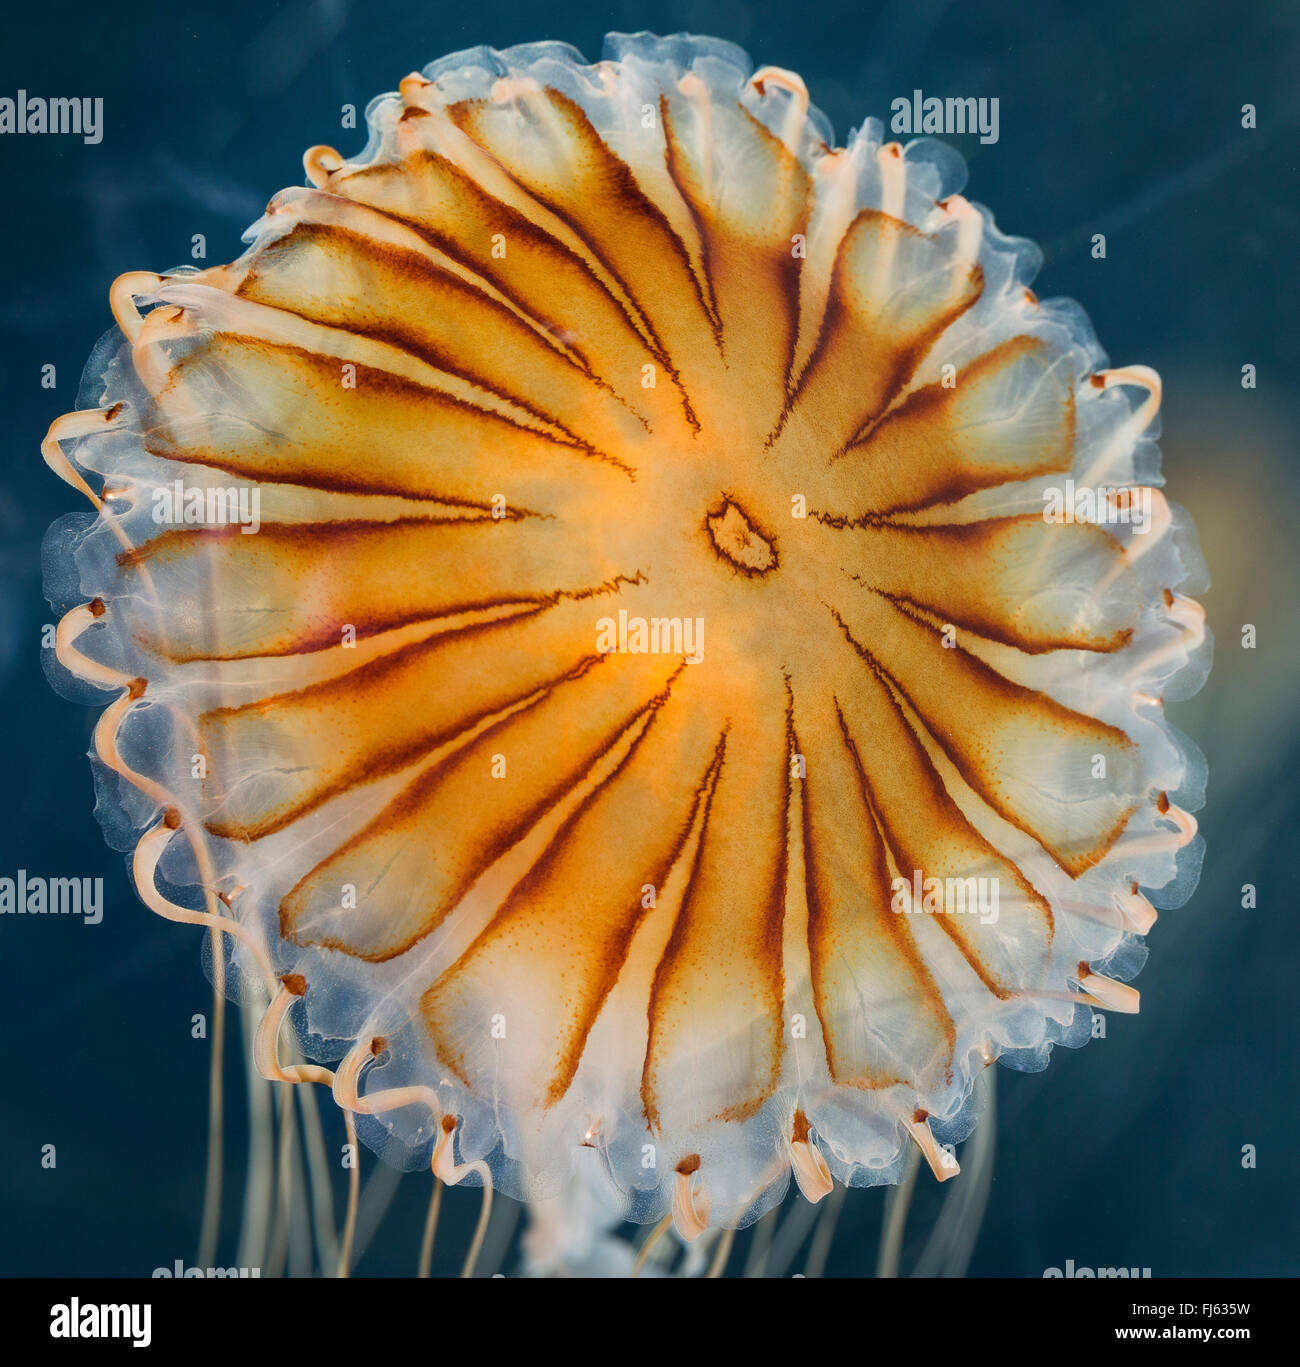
(641, 672, 791, 1131)
(325, 150, 678, 414)
(231, 221, 646, 458)
(141, 337, 632, 509)
(773, 207, 984, 457)
(120, 517, 629, 661)
(657, 91, 721, 342)
(832, 592, 1139, 876)
(198, 594, 611, 841)
(834, 517, 1138, 654)
(281, 651, 689, 961)
(447, 89, 721, 422)
(419, 675, 727, 1105)
(831, 657, 1053, 999)
(255, 184, 601, 380)
(816, 335, 1076, 517)
(796, 687, 954, 1091)
(660, 93, 809, 439)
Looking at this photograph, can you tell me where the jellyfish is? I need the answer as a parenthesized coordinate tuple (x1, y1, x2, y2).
(41, 32, 1209, 1273)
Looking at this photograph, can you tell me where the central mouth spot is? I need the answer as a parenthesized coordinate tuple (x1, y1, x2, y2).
(706, 498, 778, 576)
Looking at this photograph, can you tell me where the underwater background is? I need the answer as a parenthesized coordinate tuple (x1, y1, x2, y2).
(1, 0, 1296, 1276)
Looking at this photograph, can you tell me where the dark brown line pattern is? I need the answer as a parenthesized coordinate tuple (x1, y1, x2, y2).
(833, 515, 1138, 655)
(423, 680, 727, 1103)
(803, 698, 955, 1089)
(283, 654, 691, 963)
(140, 341, 637, 500)
(321, 151, 672, 397)
(658, 93, 727, 350)
(63, 45, 1204, 1210)
(200, 596, 619, 841)
(660, 93, 811, 450)
(830, 596, 1137, 878)
(446, 91, 711, 432)
(640, 726, 731, 1130)
(767, 208, 985, 455)
(233, 222, 647, 456)
(122, 520, 640, 661)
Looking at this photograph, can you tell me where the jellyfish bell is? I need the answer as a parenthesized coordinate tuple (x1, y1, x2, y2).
(42, 32, 1210, 1262)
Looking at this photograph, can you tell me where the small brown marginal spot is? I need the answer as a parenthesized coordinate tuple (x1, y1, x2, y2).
(705, 497, 778, 576)
(370, 1035, 388, 1055)
(792, 1109, 812, 1145)
(1156, 791, 1170, 814)
(1163, 588, 1175, 608)
(440, 1114, 457, 1135)
(88, 598, 106, 618)
(104, 402, 124, 421)
(1090, 373, 1106, 389)
(280, 973, 307, 997)
(1077, 960, 1092, 981)
(676, 1154, 701, 1176)
(127, 677, 147, 700)
(1024, 288, 1038, 306)
(912, 1108, 929, 1125)
(163, 808, 182, 830)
